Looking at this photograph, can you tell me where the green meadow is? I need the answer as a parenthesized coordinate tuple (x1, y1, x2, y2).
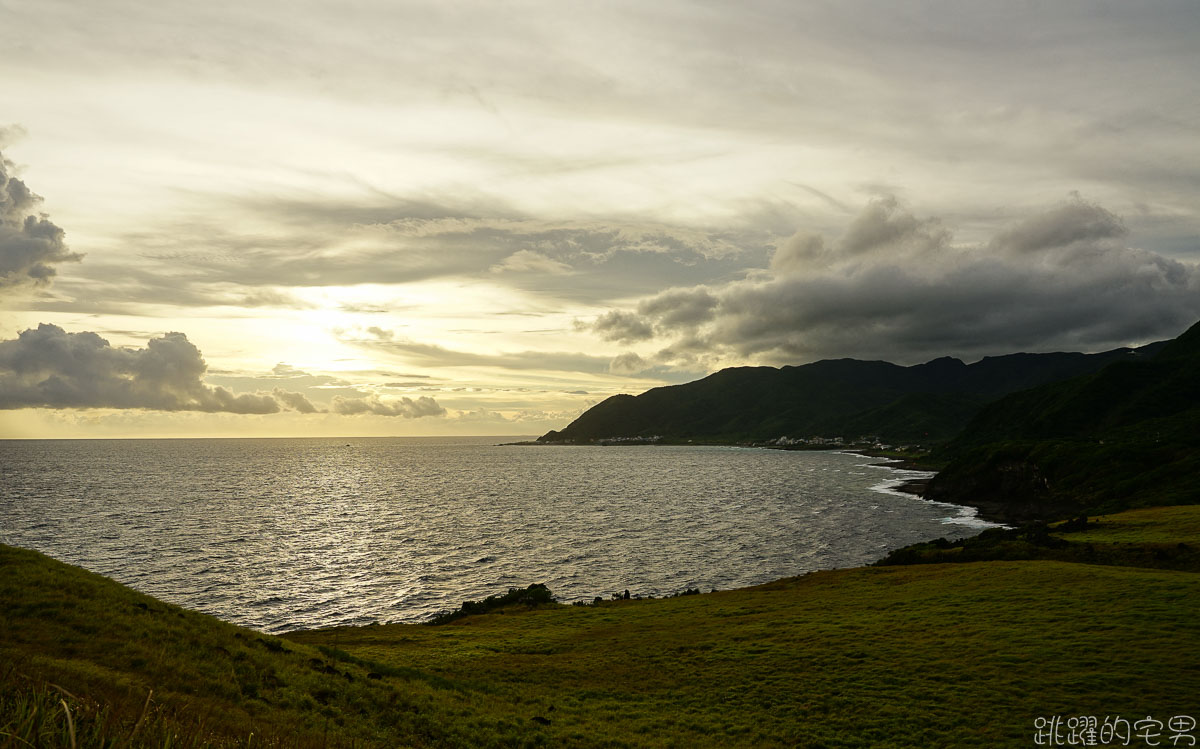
(876, 505, 1200, 572)
(3, 505, 1198, 747)
(1060, 505, 1200, 545)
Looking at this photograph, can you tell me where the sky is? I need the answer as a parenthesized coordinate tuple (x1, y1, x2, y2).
(2, 0, 1199, 438)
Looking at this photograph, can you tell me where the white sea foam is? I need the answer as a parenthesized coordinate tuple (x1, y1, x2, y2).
(851, 454, 1007, 530)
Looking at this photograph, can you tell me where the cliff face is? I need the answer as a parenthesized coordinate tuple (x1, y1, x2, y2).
(924, 447, 1091, 523)
(539, 344, 1163, 445)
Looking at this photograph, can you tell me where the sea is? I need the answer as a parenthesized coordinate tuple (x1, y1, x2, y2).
(0, 437, 996, 633)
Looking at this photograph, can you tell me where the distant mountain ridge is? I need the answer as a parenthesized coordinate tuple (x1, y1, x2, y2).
(539, 342, 1167, 445)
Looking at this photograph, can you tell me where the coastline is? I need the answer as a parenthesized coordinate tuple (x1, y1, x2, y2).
(892, 477, 931, 496)
(8, 533, 1198, 748)
(850, 451, 1006, 531)
(513, 441, 971, 520)
(839, 448, 930, 496)
(514, 441, 1008, 533)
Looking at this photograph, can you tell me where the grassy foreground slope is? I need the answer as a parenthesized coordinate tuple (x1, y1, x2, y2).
(293, 560, 1200, 748)
(4, 534, 1197, 748)
(0, 543, 476, 747)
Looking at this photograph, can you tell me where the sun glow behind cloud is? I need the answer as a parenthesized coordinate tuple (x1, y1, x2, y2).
(2, 1, 1198, 437)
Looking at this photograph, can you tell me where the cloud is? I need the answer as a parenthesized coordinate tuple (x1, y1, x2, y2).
(271, 362, 310, 377)
(489, 249, 572, 275)
(47, 203, 759, 314)
(608, 352, 650, 375)
(271, 388, 319, 414)
(205, 364, 377, 412)
(769, 232, 826, 274)
(348, 327, 619, 375)
(592, 310, 655, 344)
(836, 195, 949, 259)
(448, 406, 580, 426)
(589, 196, 1200, 364)
(990, 196, 1127, 254)
(0, 324, 314, 413)
(1, 149, 83, 289)
(637, 288, 719, 329)
(0, 125, 27, 148)
(330, 394, 445, 418)
(593, 289, 720, 344)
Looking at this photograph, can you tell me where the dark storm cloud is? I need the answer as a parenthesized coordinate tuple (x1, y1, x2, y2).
(837, 196, 949, 259)
(590, 197, 1200, 364)
(0, 149, 83, 289)
(593, 289, 720, 344)
(991, 198, 1128, 254)
(638, 289, 720, 329)
(0, 324, 317, 413)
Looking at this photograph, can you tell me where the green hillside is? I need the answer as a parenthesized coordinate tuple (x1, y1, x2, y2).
(0, 543, 467, 747)
(4, 525, 1199, 747)
(539, 345, 1161, 445)
(924, 320, 1200, 522)
(877, 505, 1200, 571)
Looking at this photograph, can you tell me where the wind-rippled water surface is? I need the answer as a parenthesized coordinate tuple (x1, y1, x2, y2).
(0, 437, 991, 633)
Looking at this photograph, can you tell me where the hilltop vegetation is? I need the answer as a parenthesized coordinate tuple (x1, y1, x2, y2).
(876, 505, 1200, 571)
(539, 344, 1161, 445)
(924, 320, 1200, 522)
(0, 543, 467, 747)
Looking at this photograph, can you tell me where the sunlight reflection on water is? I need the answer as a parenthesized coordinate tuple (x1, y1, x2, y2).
(0, 437, 990, 632)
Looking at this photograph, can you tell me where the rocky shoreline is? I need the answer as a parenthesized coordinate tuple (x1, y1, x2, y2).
(893, 477, 931, 496)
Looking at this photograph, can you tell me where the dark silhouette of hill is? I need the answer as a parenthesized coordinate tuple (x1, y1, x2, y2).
(925, 320, 1200, 522)
(538, 342, 1165, 445)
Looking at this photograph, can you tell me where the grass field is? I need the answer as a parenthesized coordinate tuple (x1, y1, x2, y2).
(3, 506, 1198, 747)
(291, 562, 1198, 747)
(1057, 505, 1200, 545)
(876, 505, 1200, 572)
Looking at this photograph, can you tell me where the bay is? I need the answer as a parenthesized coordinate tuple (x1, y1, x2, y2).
(0, 437, 992, 633)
